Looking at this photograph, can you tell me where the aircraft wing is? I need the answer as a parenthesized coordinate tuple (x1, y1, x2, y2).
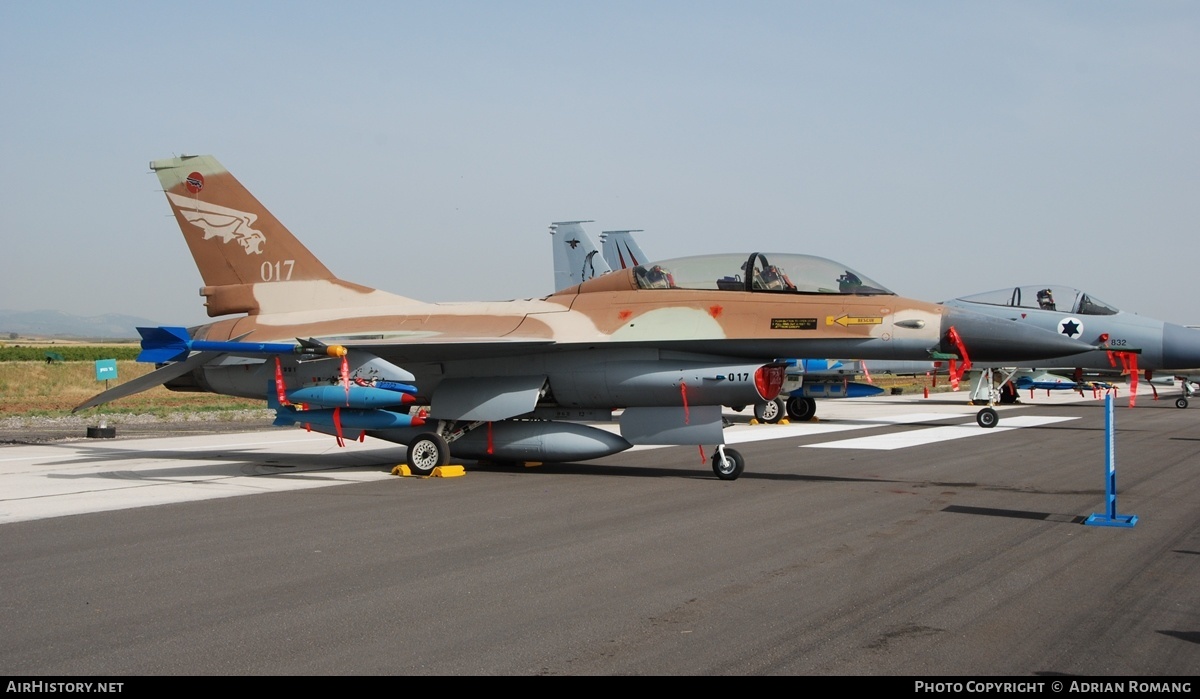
(73, 351, 224, 412)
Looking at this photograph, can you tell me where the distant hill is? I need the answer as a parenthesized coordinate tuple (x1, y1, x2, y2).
(0, 309, 167, 341)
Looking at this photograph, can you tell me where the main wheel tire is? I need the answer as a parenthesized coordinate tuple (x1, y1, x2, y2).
(1176, 397, 1189, 409)
(754, 398, 785, 424)
(406, 432, 449, 475)
(786, 396, 817, 421)
(976, 407, 999, 428)
(711, 448, 745, 481)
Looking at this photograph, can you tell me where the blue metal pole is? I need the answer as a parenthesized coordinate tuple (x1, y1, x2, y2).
(1086, 393, 1138, 527)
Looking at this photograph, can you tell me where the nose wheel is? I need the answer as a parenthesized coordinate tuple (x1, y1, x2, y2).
(711, 446, 744, 480)
(976, 407, 999, 428)
(968, 368, 1013, 428)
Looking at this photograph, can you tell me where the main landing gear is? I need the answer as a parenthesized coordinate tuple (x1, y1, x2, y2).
(753, 396, 818, 424)
(405, 432, 450, 476)
(753, 398, 785, 423)
(786, 396, 817, 421)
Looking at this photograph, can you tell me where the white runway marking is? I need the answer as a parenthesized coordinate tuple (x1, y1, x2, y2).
(0, 430, 403, 525)
(721, 412, 970, 445)
(803, 415, 1077, 450)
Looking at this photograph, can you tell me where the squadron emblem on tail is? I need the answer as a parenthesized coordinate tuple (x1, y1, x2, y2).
(167, 192, 267, 255)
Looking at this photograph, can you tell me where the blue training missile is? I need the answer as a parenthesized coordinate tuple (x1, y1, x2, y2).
(287, 384, 417, 409)
(273, 407, 427, 430)
(136, 326, 347, 363)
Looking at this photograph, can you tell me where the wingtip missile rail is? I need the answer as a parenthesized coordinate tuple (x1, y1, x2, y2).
(135, 326, 348, 364)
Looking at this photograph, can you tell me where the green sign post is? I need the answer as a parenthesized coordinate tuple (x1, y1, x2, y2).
(95, 359, 118, 387)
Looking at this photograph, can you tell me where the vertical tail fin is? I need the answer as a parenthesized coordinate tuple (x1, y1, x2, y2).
(599, 229, 648, 270)
(151, 155, 334, 287)
(151, 154, 410, 317)
(549, 220, 610, 290)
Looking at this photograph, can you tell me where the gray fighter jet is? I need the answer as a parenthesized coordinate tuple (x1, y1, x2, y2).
(940, 285, 1200, 408)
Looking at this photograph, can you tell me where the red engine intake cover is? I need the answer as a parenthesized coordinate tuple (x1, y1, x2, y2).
(755, 363, 786, 400)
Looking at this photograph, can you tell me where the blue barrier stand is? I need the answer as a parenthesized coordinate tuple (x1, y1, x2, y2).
(1085, 393, 1138, 528)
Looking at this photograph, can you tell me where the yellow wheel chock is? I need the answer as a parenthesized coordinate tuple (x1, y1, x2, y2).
(390, 464, 467, 478)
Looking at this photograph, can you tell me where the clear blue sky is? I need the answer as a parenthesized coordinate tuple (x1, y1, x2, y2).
(2, 1, 1197, 326)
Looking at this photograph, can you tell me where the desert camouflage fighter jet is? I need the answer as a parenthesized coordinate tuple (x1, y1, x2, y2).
(547, 222, 885, 424)
(77, 155, 1100, 480)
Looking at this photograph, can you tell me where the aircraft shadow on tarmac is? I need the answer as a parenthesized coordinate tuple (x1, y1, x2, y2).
(468, 459, 892, 483)
(942, 504, 1088, 525)
(1157, 630, 1200, 645)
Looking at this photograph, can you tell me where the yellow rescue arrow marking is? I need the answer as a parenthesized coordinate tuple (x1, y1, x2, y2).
(826, 314, 883, 327)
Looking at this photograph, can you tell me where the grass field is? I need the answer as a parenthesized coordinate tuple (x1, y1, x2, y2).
(0, 360, 263, 417)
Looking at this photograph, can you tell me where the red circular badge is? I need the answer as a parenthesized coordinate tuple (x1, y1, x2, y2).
(185, 172, 205, 193)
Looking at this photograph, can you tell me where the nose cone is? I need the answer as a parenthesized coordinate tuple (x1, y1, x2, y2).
(941, 306, 1098, 363)
(1162, 323, 1200, 370)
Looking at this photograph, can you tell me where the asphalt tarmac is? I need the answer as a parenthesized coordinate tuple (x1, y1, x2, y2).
(1, 387, 1197, 676)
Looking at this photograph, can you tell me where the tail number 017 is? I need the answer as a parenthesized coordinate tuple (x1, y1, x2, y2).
(261, 260, 295, 282)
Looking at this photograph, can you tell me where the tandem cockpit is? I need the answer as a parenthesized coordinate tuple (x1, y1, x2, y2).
(627, 253, 894, 295)
(951, 285, 1120, 316)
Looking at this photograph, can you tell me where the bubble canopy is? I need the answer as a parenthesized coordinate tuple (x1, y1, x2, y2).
(952, 285, 1119, 316)
(631, 253, 894, 295)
